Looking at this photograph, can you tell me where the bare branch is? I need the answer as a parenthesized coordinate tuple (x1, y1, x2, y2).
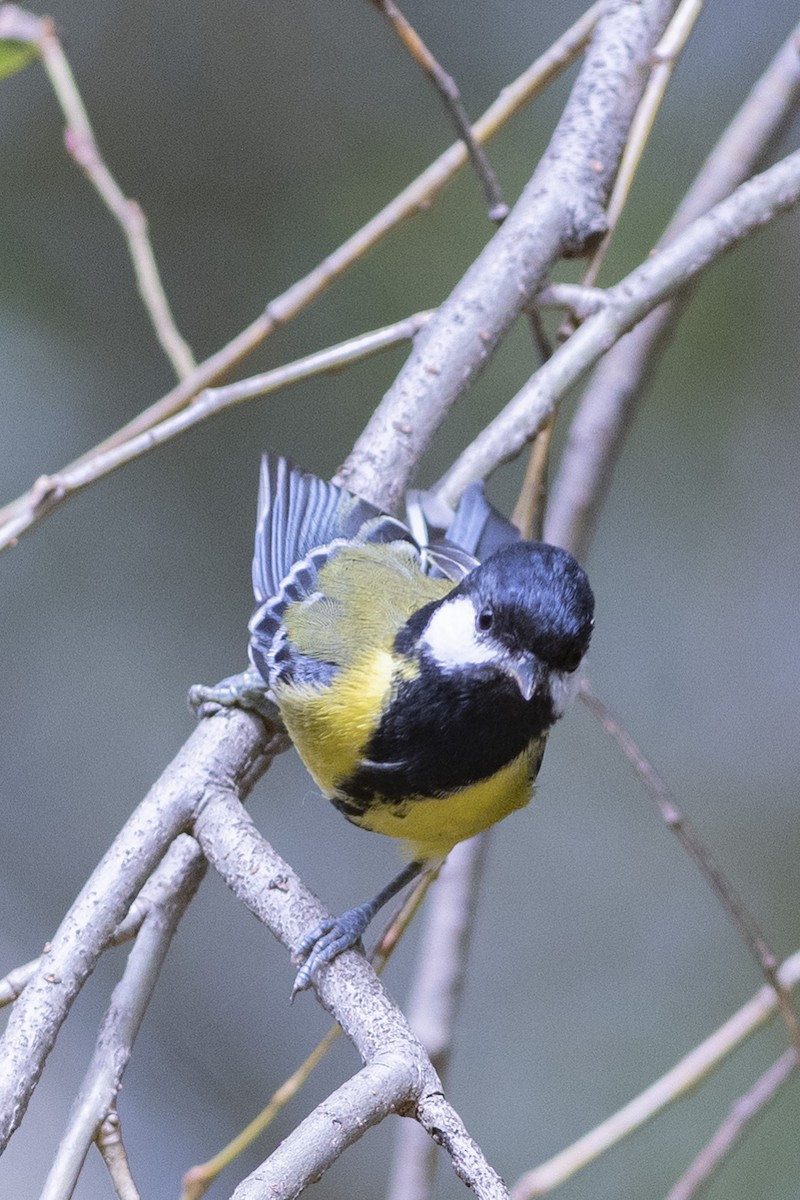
(546, 16, 800, 557)
(341, 0, 679, 507)
(0, 709, 278, 1152)
(579, 683, 800, 1056)
(39, 850, 206, 1200)
(0, 6, 600, 548)
(438, 146, 800, 509)
(0, 311, 433, 551)
(663, 1051, 798, 1200)
(512, 949, 800, 1198)
(387, 835, 491, 1200)
(368, 0, 509, 221)
(191, 783, 507, 1197)
(0, 5, 195, 379)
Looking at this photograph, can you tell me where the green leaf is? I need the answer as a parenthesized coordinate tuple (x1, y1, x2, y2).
(0, 39, 37, 82)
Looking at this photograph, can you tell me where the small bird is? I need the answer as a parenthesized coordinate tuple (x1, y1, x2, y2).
(248, 455, 594, 993)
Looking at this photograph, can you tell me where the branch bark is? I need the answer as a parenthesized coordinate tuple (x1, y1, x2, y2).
(546, 16, 800, 557)
(191, 786, 509, 1198)
(438, 147, 800, 511)
(0, 709, 277, 1152)
(340, 0, 680, 506)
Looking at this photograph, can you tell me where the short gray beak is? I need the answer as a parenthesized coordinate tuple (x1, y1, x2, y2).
(505, 654, 540, 701)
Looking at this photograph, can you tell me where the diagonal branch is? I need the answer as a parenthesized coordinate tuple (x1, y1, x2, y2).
(341, 0, 679, 507)
(546, 16, 800, 557)
(578, 683, 800, 1056)
(0, 5, 195, 379)
(0, 2, 601, 549)
(663, 1049, 798, 1200)
(437, 146, 800, 509)
(367, 0, 509, 220)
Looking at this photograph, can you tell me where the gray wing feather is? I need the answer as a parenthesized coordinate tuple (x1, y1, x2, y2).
(252, 455, 391, 602)
(249, 455, 413, 679)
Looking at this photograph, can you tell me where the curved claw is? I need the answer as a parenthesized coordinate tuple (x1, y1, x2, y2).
(291, 903, 375, 997)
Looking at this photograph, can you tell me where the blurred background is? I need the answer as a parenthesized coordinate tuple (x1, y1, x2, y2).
(1, 1, 799, 1196)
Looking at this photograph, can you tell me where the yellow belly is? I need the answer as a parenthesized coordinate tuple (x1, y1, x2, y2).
(349, 745, 540, 858)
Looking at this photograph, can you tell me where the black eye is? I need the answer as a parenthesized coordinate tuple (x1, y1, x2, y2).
(477, 606, 494, 632)
(560, 648, 583, 673)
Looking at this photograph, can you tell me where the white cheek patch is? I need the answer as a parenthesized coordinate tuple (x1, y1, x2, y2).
(422, 596, 497, 670)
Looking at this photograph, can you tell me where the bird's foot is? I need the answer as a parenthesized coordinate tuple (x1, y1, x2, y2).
(188, 667, 280, 723)
(291, 902, 376, 998)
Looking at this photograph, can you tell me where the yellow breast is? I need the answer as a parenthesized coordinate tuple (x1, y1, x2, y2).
(273, 646, 398, 795)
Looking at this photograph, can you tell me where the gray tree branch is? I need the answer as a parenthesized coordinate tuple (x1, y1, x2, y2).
(190, 786, 509, 1198)
(39, 846, 206, 1200)
(0, 709, 278, 1152)
(546, 16, 800, 558)
(340, 0, 680, 507)
(437, 146, 800, 511)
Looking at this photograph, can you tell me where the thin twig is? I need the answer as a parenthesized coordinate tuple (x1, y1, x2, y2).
(437, 146, 800, 508)
(578, 682, 800, 1056)
(39, 850, 206, 1200)
(0, 3, 602, 547)
(511, 949, 800, 1197)
(95, 1111, 142, 1200)
(0, 6, 195, 379)
(0, 311, 432, 552)
(663, 1049, 798, 1200)
(368, 0, 509, 220)
(546, 15, 800, 558)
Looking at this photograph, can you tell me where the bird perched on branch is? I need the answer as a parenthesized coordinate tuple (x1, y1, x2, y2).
(247, 455, 594, 993)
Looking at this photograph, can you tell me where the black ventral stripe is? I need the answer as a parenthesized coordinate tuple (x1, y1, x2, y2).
(339, 660, 553, 804)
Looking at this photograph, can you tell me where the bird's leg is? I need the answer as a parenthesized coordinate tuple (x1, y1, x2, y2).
(292, 858, 430, 997)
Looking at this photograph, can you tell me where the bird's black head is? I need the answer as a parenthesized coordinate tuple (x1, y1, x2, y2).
(464, 541, 594, 673)
(409, 540, 594, 717)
